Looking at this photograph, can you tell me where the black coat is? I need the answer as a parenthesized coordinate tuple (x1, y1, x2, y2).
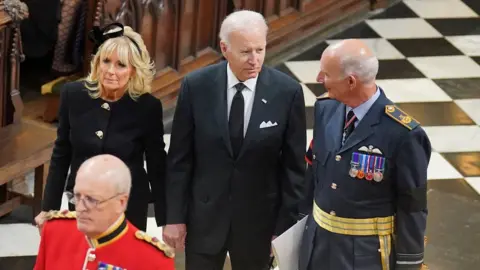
(166, 61, 307, 254)
(42, 81, 167, 230)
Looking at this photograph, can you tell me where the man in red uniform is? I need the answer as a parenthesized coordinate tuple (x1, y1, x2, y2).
(34, 154, 175, 270)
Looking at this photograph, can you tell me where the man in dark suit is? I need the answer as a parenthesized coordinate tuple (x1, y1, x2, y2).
(299, 39, 431, 270)
(163, 10, 307, 270)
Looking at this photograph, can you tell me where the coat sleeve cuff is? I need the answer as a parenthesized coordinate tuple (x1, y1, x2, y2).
(395, 253, 424, 269)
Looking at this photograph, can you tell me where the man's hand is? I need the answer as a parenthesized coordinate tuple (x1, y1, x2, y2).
(163, 224, 187, 250)
(34, 211, 48, 233)
(268, 235, 278, 268)
(270, 235, 278, 256)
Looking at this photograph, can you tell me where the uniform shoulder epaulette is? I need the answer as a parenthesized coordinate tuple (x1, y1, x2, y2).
(316, 92, 330, 100)
(135, 230, 175, 258)
(45, 210, 76, 220)
(384, 105, 420, 130)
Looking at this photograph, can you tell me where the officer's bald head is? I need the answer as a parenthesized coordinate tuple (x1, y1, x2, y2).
(76, 154, 132, 196)
(323, 39, 378, 84)
(317, 39, 379, 106)
(74, 155, 131, 237)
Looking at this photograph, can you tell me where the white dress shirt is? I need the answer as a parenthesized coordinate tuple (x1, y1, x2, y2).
(226, 63, 258, 136)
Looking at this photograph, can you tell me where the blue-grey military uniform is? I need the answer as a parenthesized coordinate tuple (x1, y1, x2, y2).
(299, 88, 431, 270)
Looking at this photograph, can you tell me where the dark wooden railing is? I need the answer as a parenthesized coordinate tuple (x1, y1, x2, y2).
(0, 6, 24, 127)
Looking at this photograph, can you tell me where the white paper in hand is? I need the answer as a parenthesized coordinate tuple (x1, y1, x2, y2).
(271, 216, 308, 270)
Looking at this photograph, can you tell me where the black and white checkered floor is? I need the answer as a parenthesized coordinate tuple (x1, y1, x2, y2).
(1, 0, 480, 269)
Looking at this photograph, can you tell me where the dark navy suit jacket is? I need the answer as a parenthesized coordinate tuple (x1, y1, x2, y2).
(166, 61, 307, 255)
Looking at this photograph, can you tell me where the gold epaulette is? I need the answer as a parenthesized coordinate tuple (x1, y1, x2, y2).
(385, 105, 420, 130)
(45, 210, 76, 220)
(316, 92, 330, 100)
(135, 231, 175, 258)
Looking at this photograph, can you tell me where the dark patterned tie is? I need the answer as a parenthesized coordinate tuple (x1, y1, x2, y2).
(229, 83, 245, 158)
(344, 110, 357, 142)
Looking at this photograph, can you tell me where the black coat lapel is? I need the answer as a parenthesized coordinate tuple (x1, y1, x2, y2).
(337, 90, 390, 155)
(213, 62, 233, 157)
(237, 67, 275, 159)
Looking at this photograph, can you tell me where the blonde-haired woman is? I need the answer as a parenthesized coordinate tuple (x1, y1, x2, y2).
(35, 23, 167, 231)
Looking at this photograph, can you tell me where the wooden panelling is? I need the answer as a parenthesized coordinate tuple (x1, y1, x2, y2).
(263, 0, 277, 19)
(279, 0, 298, 16)
(299, 0, 319, 11)
(300, 0, 342, 12)
(195, 0, 217, 53)
(177, 0, 197, 65)
(138, 0, 159, 57)
(0, 10, 22, 127)
(153, 0, 178, 70)
(0, 25, 6, 126)
(279, 0, 297, 11)
(240, 0, 262, 12)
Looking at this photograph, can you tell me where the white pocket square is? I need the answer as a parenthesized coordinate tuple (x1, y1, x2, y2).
(259, 121, 278, 128)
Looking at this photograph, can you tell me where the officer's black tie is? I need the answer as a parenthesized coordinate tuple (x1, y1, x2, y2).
(343, 110, 357, 142)
(229, 83, 245, 158)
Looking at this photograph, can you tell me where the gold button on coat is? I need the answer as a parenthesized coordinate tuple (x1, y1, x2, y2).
(95, 130, 104, 139)
(101, 103, 110, 111)
(335, 155, 341, 161)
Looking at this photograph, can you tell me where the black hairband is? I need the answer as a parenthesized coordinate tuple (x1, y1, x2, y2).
(88, 22, 141, 55)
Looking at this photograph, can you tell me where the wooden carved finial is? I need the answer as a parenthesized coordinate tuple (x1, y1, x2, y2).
(0, 0, 29, 22)
(94, 0, 105, 26)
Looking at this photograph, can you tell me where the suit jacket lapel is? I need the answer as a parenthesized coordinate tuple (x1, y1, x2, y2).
(213, 62, 233, 157)
(237, 67, 274, 159)
(337, 91, 389, 155)
(325, 103, 345, 153)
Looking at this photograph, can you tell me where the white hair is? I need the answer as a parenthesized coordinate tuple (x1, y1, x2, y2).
(219, 10, 268, 45)
(339, 54, 379, 84)
(112, 165, 132, 195)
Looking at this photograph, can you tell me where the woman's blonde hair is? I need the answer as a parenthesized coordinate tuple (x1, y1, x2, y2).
(84, 26, 155, 100)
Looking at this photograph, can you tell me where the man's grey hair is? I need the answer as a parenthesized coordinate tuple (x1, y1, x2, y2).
(219, 10, 268, 46)
(339, 54, 379, 84)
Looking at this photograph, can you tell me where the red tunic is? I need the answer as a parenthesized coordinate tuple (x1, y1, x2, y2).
(34, 210, 175, 270)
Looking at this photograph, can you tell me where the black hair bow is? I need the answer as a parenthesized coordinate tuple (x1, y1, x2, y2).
(88, 22, 126, 55)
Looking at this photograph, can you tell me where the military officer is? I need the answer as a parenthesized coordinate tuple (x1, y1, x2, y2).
(34, 155, 174, 270)
(299, 39, 431, 270)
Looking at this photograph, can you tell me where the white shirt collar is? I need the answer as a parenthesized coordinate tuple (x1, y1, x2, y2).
(346, 86, 381, 122)
(227, 63, 258, 91)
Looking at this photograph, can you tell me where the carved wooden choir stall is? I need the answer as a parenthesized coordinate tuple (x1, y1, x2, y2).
(0, 0, 57, 220)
